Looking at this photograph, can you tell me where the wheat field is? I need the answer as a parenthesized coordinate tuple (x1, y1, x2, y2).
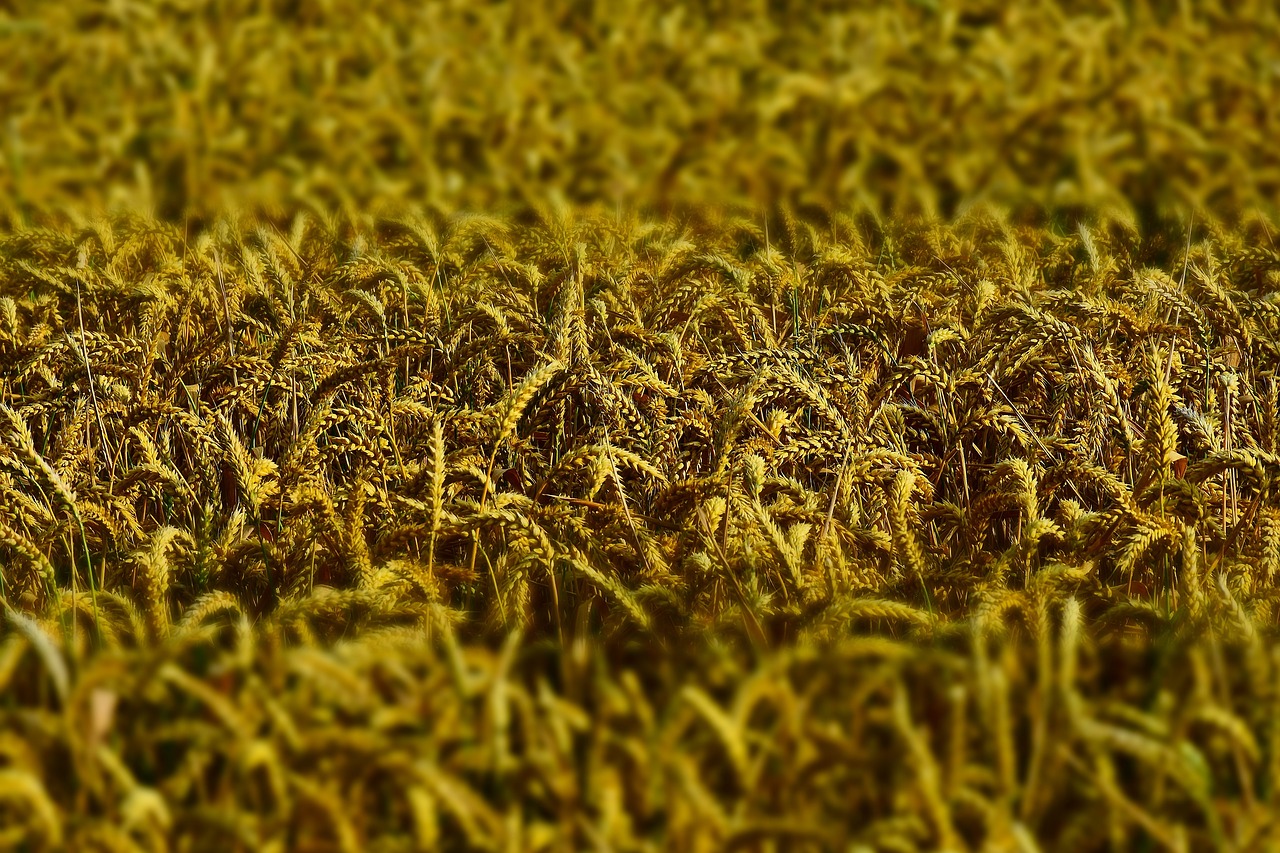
(3, 1, 1280, 851)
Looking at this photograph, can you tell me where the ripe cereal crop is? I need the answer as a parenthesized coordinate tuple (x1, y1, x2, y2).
(2, 1, 1280, 850)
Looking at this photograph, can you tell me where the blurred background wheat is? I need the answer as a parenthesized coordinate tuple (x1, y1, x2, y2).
(2, 0, 1279, 226)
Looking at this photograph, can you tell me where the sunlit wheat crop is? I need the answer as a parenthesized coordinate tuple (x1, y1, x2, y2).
(3, 0, 1280, 850)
